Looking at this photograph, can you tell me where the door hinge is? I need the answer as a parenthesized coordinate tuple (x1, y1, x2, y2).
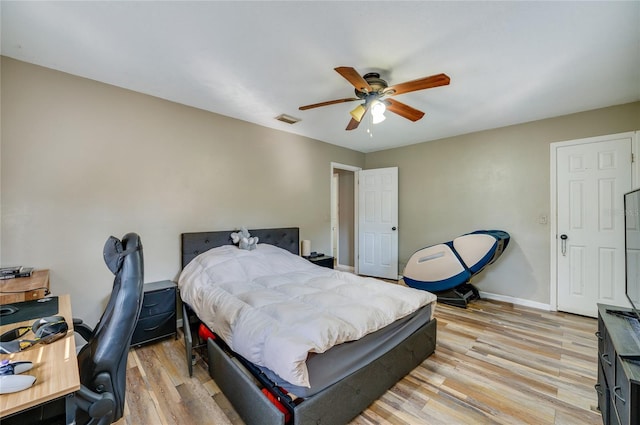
(633, 153, 635, 163)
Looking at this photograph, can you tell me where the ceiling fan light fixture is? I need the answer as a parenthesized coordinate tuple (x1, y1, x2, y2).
(372, 112, 386, 124)
(370, 100, 386, 124)
(350, 104, 366, 122)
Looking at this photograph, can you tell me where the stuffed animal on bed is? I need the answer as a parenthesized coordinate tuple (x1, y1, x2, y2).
(230, 227, 259, 251)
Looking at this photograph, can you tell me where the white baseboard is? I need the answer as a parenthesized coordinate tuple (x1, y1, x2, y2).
(336, 264, 355, 273)
(478, 291, 551, 311)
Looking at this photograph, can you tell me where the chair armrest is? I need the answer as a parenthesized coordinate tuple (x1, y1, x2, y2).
(73, 318, 94, 342)
(75, 384, 116, 424)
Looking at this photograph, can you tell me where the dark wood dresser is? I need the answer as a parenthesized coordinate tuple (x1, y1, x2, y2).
(596, 304, 640, 425)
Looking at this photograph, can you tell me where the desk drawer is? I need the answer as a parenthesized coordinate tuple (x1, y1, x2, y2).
(139, 287, 175, 318)
(131, 311, 176, 346)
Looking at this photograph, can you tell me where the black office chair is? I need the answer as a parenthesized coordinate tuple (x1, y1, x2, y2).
(0, 233, 144, 425)
(72, 232, 144, 425)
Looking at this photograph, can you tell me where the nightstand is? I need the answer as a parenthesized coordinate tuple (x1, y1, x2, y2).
(131, 280, 177, 346)
(305, 255, 334, 269)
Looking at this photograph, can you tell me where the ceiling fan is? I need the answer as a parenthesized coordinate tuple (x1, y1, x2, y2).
(299, 67, 450, 131)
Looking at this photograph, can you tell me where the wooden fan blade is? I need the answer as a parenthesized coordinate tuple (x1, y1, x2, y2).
(335, 67, 373, 92)
(298, 97, 362, 111)
(346, 117, 361, 131)
(386, 99, 425, 122)
(386, 73, 450, 96)
(299, 98, 359, 110)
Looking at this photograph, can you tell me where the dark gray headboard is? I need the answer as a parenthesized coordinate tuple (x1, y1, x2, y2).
(181, 227, 300, 268)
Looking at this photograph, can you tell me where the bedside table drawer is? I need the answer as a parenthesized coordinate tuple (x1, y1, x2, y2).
(131, 311, 176, 346)
(139, 287, 175, 318)
(131, 280, 177, 346)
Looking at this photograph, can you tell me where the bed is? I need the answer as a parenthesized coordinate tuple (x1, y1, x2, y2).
(179, 227, 438, 425)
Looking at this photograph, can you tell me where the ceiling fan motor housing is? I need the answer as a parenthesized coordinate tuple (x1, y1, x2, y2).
(355, 72, 389, 98)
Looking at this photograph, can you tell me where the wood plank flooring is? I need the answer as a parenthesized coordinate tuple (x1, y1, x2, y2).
(117, 299, 602, 425)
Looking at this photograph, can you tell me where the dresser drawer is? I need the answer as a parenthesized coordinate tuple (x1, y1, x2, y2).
(614, 356, 628, 424)
(596, 362, 610, 422)
(139, 287, 176, 318)
(131, 311, 176, 346)
(611, 408, 622, 425)
(597, 316, 606, 355)
(602, 325, 615, 388)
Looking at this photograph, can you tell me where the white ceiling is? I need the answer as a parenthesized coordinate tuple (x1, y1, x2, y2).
(2, 1, 639, 153)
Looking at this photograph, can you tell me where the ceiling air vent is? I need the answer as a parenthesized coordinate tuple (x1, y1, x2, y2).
(275, 114, 301, 125)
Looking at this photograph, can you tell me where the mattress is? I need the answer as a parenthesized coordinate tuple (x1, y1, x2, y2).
(178, 243, 436, 394)
(260, 302, 434, 397)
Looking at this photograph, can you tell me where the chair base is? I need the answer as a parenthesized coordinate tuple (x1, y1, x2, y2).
(434, 282, 480, 308)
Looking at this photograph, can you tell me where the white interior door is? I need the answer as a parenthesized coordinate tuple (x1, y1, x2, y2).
(358, 167, 398, 279)
(331, 173, 339, 260)
(556, 135, 632, 317)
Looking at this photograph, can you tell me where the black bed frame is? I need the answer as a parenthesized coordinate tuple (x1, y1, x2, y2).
(180, 227, 437, 425)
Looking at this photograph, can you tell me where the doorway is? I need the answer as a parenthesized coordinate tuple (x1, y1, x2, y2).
(331, 163, 360, 272)
(550, 132, 636, 316)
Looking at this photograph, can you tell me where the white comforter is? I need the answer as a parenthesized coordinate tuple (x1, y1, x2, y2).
(178, 243, 436, 387)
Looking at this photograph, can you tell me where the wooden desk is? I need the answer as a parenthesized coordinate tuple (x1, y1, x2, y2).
(0, 294, 79, 420)
(0, 270, 50, 304)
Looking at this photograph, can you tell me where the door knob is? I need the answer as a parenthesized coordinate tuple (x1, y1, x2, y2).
(392, 227, 397, 231)
(560, 234, 568, 256)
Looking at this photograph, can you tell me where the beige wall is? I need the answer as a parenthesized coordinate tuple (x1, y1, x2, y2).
(366, 102, 640, 306)
(2, 56, 639, 321)
(0, 57, 365, 324)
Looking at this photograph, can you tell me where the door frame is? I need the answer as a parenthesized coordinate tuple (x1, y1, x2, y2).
(330, 162, 362, 273)
(549, 131, 639, 312)
(332, 173, 340, 262)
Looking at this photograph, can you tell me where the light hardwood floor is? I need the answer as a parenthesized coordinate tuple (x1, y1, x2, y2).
(117, 299, 602, 425)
